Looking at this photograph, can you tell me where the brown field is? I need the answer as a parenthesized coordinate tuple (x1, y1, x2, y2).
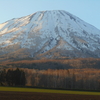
(0, 91, 100, 100)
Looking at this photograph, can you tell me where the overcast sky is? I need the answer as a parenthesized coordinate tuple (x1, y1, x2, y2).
(0, 0, 100, 29)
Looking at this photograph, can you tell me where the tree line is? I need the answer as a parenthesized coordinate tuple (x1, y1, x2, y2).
(25, 68, 100, 90)
(0, 68, 26, 86)
(1, 68, 100, 90)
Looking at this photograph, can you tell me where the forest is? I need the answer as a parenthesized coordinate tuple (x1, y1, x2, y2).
(1, 67, 100, 90)
(0, 58, 100, 90)
(0, 68, 25, 86)
(0, 58, 100, 70)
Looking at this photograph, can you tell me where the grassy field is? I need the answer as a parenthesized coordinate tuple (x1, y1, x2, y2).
(0, 87, 100, 95)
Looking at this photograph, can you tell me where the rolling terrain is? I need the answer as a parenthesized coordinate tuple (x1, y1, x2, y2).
(0, 58, 100, 69)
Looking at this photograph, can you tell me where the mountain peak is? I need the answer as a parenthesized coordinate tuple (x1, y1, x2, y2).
(0, 10, 100, 61)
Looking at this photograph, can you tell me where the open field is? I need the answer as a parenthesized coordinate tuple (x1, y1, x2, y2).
(0, 87, 100, 100)
(1, 87, 100, 95)
(0, 91, 100, 100)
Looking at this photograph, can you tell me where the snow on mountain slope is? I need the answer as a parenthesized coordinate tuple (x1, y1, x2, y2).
(0, 10, 100, 60)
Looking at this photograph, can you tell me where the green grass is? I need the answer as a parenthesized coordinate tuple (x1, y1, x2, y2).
(0, 86, 100, 95)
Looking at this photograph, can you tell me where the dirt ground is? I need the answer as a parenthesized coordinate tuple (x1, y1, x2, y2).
(0, 91, 100, 100)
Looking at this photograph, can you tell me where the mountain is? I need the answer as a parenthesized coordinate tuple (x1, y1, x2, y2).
(0, 10, 100, 61)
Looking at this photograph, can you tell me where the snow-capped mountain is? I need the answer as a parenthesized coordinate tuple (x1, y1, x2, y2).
(0, 10, 100, 60)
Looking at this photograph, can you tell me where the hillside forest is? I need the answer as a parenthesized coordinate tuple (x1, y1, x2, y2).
(0, 58, 100, 90)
